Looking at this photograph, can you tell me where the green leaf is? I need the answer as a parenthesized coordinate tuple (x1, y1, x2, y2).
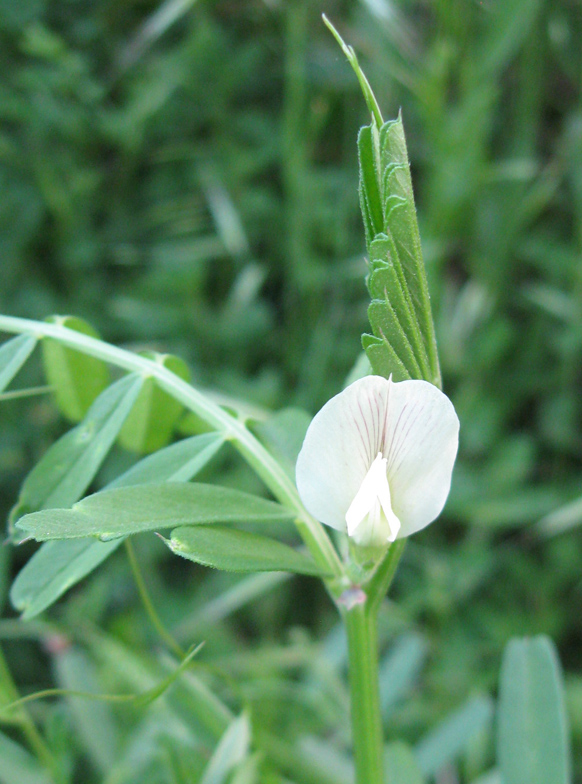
(0, 729, 51, 784)
(379, 119, 427, 312)
(367, 235, 430, 375)
(54, 647, 119, 773)
(230, 754, 262, 784)
(16, 482, 295, 541)
(0, 334, 37, 394)
(415, 695, 494, 776)
(295, 737, 353, 784)
(472, 771, 501, 784)
(497, 636, 571, 784)
(176, 572, 290, 640)
(0, 645, 202, 717)
(358, 115, 440, 386)
(11, 539, 122, 619)
(367, 300, 422, 378)
(480, 0, 544, 76)
(358, 123, 383, 248)
(42, 316, 110, 422)
(167, 525, 329, 575)
(361, 334, 410, 382)
(10, 374, 144, 525)
(118, 352, 190, 454)
(0, 546, 9, 616)
(380, 632, 428, 720)
(385, 741, 426, 784)
(11, 434, 225, 617)
(199, 713, 251, 784)
(109, 432, 224, 488)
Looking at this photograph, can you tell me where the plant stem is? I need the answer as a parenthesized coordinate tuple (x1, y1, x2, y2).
(344, 601, 384, 784)
(125, 539, 185, 659)
(0, 315, 345, 585)
(367, 539, 406, 615)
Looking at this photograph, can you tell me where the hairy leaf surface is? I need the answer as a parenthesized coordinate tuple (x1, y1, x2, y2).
(17, 482, 294, 541)
(11, 434, 225, 617)
(168, 525, 328, 575)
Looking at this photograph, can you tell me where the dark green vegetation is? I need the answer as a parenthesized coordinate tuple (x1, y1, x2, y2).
(1, 0, 582, 781)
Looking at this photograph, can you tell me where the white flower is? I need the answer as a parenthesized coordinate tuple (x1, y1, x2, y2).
(296, 375, 459, 547)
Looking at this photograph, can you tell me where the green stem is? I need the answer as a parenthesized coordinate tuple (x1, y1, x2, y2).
(343, 542, 407, 782)
(344, 601, 384, 784)
(0, 315, 344, 585)
(366, 539, 406, 615)
(322, 15, 384, 128)
(125, 539, 185, 659)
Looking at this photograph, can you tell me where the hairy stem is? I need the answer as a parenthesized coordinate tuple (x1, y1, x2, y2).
(345, 601, 384, 783)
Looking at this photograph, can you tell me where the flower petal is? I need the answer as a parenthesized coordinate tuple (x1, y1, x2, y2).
(295, 376, 392, 531)
(295, 375, 459, 541)
(380, 379, 459, 537)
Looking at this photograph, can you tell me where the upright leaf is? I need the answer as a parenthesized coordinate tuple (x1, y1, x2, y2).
(380, 632, 428, 720)
(379, 119, 427, 316)
(42, 316, 110, 422)
(230, 754, 262, 784)
(53, 647, 119, 773)
(362, 332, 410, 382)
(199, 713, 251, 784)
(358, 115, 440, 386)
(11, 434, 225, 617)
(368, 235, 425, 364)
(385, 742, 425, 784)
(0, 334, 37, 394)
(10, 374, 143, 524)
(479, 0, 544, 76)
(358, 123, 384, 248)
(16, 482, 295, 540)
(497, 636, 571, 784)
(415, 695, 494, 777)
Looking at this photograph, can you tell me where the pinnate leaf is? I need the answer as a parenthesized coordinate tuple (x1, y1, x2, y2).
(11, 434, 225, 617)
(199, 713, 251, 784)
(16, 482, 294, 541)
(358, 116, 440, 385)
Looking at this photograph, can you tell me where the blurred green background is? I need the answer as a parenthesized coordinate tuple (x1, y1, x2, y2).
(1, 0, 582, 781)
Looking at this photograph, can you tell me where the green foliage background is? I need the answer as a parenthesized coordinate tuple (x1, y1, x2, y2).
(1, 0, 582, 781)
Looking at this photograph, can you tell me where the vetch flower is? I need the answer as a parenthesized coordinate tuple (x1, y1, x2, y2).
(296, 375, 459, 548)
